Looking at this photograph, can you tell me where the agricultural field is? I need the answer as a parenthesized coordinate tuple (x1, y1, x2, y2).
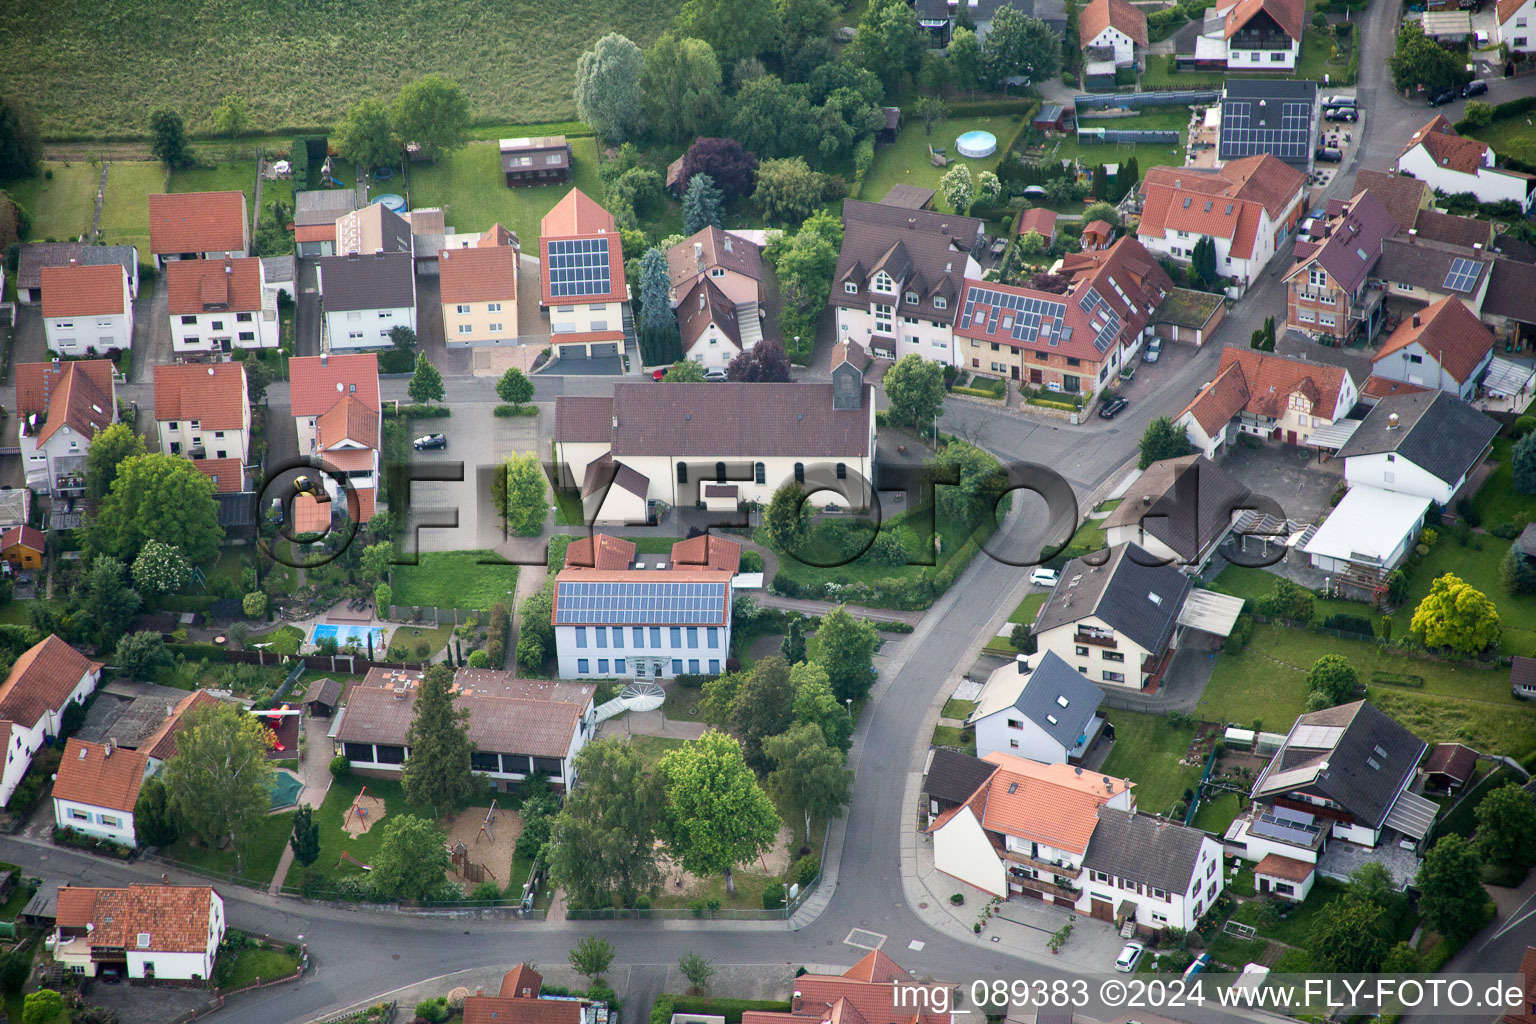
(0, 0, 680, 138)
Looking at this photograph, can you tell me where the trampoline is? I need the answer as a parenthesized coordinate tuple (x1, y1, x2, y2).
(371, 193, 406, 213)
(312, 623, 387, 649)
(956, 130, 997, 159)
(373, 166, 394, 180)
(269, 770, 303, 810)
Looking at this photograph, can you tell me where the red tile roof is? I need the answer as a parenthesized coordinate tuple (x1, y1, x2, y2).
(1081, 0, 1149, 46)
(1016, 208, 1057, 239)
(53, 738, 149, 812)
(0, 526, 46, 554)
(971, 752, 1133, 855)
(289, 354, 381, 415)
(350, 487, 377, 524)
(154, 363, 248, 431)
(1422, 742, 1478, 784)
(138, 690, 222, 761)
(842, 951, 913, 984)
(56, 885, 216, 954)
(192, 458, 245, 493)
(1223, 0, 1304, 40)
(1401, 116, 1490, 176)
(1179, 346, 1352, 434)
(0, 635, 99, 731)
(293, 494, 332, 534)
(18, 360, 115, 447)
(317, 447, 376, 473)
(671, 534, 742, 573)
(500, 964, 544, 999)
(295, 223, 334, 244)
(316, 393, 380, 450)
(439, 244, 519, 304)
(165, 257, 263, 315)
(1503, 946, 1536, 1024)
(1361, 375, 1432, 400)
(565, 534, 637, 570)
(462, 997, 582, 1024)
(39, 265, 128, 318)
(1499, 0, 1529, 23)
(148, 191, 247, 256)
(539, 188, 618, 237)
(1253, 852, 1314, 882)
(1373, 295, 1494, 385)
(1139, 156, 1304, 260)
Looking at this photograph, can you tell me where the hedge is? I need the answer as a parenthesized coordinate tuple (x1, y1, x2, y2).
(494, 404, 539, 417)
(382, 404, 451, 419)
(952, 385, 1005, 400)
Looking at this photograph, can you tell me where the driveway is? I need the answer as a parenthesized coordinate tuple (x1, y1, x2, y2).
(402, 402, 541, 555)
(414, 274, 470, 377)
(295, 260, 321, 357)
(1215, 441, 1343, 528)
(540, 354, 624, 376)
(128, 272, 169, 382)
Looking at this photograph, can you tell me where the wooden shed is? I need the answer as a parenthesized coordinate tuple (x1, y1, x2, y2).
(305, 678, 343, 717)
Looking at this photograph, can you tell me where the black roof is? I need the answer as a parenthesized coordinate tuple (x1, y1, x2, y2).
(215, 491, 257, 528)
(1033, 543, 1191, 655)
(1004, 650, 1103, 750)
(317, 252, 416, 312)
(923, 748, 998, 805)
(1483, 258, 1536, 327)
(1082, 807, 1211, 894)
(1137, 456, 1252, 564)
(307, 678, 343, 707)
(1219, 80, 1317, 168)
(1335, 390, 1499, 487)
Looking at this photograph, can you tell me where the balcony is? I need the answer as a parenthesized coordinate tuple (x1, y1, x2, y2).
(1074, 631, 1117, 649)
(54, 474, 85, 495)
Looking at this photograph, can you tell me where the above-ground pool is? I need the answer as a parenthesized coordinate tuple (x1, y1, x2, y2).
(372, 193, 406, 213)
(956, 130, 997, 159)
(311, 623, 388, 650)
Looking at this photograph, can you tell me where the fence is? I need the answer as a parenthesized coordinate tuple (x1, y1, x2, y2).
(217, 649, 430, 674)
(1186, 746, 1221, 826)
(1076, 127, 1180, 145)
(1073, 89, 1220, 110)
(386, 604, 485, 625)
(310, 1001, 398, 1024)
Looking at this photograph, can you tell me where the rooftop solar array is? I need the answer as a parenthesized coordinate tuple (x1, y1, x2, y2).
(960, 286, 1072, 347)
(1220, 100, 1312, 161)
(546, 237, 613, 298)
(1252, 809, 1323, 845)
(554, 580, 726, 625)
(1442, 257, 1480, 293)
(1076, 286, 1124, 354)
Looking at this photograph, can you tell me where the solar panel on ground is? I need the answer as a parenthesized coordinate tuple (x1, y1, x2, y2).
(547, 237, 613, 298)
(1442, 257, 1480, 293)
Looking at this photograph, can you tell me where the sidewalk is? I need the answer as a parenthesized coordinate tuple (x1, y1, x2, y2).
(267, 712, 334, 894)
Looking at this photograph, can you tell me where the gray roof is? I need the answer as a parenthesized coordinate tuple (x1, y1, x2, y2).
(22, 880, 62, 922)
(922, 748, 999, 805)
(1033, 543, 1192, 655)
(1219, 80, 1317, 169)
(1336, 390, 1499, 486)
(1483, 258, 1536, 326)
(1374, 237, 1490, 296)
(294, 188, 360, 226)
(1082, 807, 1210, 894)
(261, 255, 295, 287)
(215, 492, 257, 528)
(306, 678, 343, 708)
(834, 198, 984, 324)
(1107, 455, 1251, 564)
(1003, 650, 1103, 749)
(78, 245, 139, 279)
(316, 252, 416, 311)
(16, 242, 83, 290)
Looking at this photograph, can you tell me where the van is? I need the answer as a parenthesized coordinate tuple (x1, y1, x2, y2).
(1462, 80, 1488, 98)
(1322, 95, 1356, 109)
(1315, 147, 1344, 163)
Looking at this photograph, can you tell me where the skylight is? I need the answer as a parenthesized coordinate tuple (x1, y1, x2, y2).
(1148, 592, 1163, 606)
(1046, 714, 1059, 726)
(1056, 696, 1070, 708)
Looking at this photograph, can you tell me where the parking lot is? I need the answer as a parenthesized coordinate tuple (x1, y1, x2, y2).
(400, 402, 542, 554)
(1213, 440, 1343, 528)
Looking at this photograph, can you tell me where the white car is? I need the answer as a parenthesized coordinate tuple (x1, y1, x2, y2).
(703, 367, 729, 382)
(1115, 941, 1145, 973)
(1030, 567, 1059, 588)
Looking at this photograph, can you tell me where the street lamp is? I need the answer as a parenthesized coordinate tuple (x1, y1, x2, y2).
(845, 697, 853, 717)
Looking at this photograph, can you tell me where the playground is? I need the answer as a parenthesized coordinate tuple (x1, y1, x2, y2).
(442, 802, 521, 890)
(652, 821, 796, 905)
(342, 790, 386, 839)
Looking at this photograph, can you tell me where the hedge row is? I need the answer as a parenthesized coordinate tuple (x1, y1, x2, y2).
(382, 404, 451, 419)
(952, 385, 1005, 400)
(494, 404, 539, 417)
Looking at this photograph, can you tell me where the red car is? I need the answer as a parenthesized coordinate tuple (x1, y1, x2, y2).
(652, 368, 667, 381)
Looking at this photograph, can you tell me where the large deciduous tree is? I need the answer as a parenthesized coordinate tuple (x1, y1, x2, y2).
(1473, 782, 1536, 869)
(370, 814, 452, 900)
(159, 702, 274, 872)
(492, 452, 549, 537)
(496, 367, 534, 409)
(548, 739, 664, 909)
(84, 422, 146, 502)
(90, 454, 223, 564)
(335, 98, 397, 171)
(753, 157, 828, 224)
(130, 540, 193, 599)
(816, 605, 879, 701)
(81, 556, 140, 650)
(730, 77, 817, 159)
(883, 355, 946, 436)
(940, 164, 974, 215)
(933, 439, 1007, 530)
(949, 28, 983, 95)
(848, 0, 922, 92)
(764, 722, 852, 845)
(1389, 23, 1467, 94)
(729, 656, 798, 769)
(0, 96, 41, 180)
(133, 776, 179, 847)
(641, 33, 723, 143)
(679, 0, 782, 65)
(1305, 654, 1358, 710)
(1417, 834, 1490, 943)
(682, 137, 759, 201)
(392, 75, 469, 161)
(1410, 574, 1500, 653)
(790, 661, 853, 751)
(400, 664, 479, 816)
(1308, 895, 1389, 973)
(659, 731, 781, 895)
(576, 33, 647, 145)
(765, 481, 809, 549)
(726, 340, 791, 383)
(148, 107, 192, 169)
(981, 8, 1060, 88)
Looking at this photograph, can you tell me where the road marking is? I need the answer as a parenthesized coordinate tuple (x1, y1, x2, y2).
(844, 928, 886, 951)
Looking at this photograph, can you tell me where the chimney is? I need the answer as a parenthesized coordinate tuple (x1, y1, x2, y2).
(1412, 314, 1420, 328)
(105, 738, 113, 757)
(1388, 412, 1400, 429)
(793, 993, 803, 1013)
(208, 367, 216, 376)
(611, 415, 618, 431)
(694, 242, 702, 259)
(1015, 654, 1030, 674)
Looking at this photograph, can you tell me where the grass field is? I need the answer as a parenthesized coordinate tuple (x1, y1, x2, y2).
(1465, 116, 1536, 167)
(409, 137, 604, 242)
(860, 116, 1015, 206)
(98, 160, 169, 260)
(2, 160, 99, 242)
(1099, 709, 1200, 818)
(248, 625, 304, 656)
(1207, 564, 1373, 625)
(390, 550, 519, 611)
(0, 0, 679, 137)
(1471, 438, 1529, 529)
(309, 776, 436, 886)
(222, 945, 301, 989)
(1389, 533, 1536, 654)
(1033, 107, 1191, 174)
(163, 809, 296, 883)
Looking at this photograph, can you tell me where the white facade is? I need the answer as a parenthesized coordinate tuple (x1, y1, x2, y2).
(1139, 195, 1298, 291)
(324, 304, 416, 351)
(1500, 0, 1536, 51)
(685, 319, 743, 371)
(1372, 340, 1490, 401)
(555, 621, 731, 681)
(0, 672, 99, 807)
(54, 796, 137, 846)
(1035, 616, 1165, 690)
(1178, 414, 1237, 459)
(1304, 485, 1429, 574)
(1397, 144, 1536, 212)
(931, 804, 1008, 897)
(1085, 25, 1138, 65)
(973, 708, 1068, 764)
(45, 279, 133, 357)
(173, 303, 278, 355)
(1074, 834, 1224, 931)
(1344, 452, 1465, 504)
(1225, 39, 1298, 68)
(836, 304, 959, 364)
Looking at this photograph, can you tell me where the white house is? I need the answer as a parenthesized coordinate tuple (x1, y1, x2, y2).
(1195, 0, 1304, 69)
(553, 562, 734, 680)
(1369, 295, 1494, 401)
(52, 738, 148, 847)
(1396, 116, 1536, 213)
(0, 636, 103, 807)
(165, 257, 279, 355)
(1077, 807, 1225, 932)
(1301, 485, 1431, 576)
(1175, 347, 1358, 458)
(55, 885, 225, 981)
(316, 252, 417, 351)
(40, 264, 133, 357)
(16, 360, 116, 499)
(1337, 389, 1501, 505)
(153, 363, 252, 464)
(334, 669, 597, 791)
(540, 189, 630, 361)
(1137, 156, 1307, 292)
(1080, 0, 1148, 66)
(1498, 0, 1536, 51)
(148, 191, 249, 270)
(668, 228, 766, 370)
(968, 651, 1106, 764)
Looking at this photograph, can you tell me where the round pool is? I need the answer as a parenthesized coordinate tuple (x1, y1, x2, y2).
(956, 130, 997, 159)
(371, 193, 407, 213)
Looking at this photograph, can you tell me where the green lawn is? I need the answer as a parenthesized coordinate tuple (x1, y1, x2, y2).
(2, 160, 100, 242)
(408, 137, 604, 244)
(1389, 532, 1536, 654)
(861, 116, 1016, 206)
(221, 945, 301, 988)
(931, 724, 975, 755)
(1190, 791, 1244, 836)
(1464, 115, 1536, 166)
(1010, 592, 1048, 624)
(553, 489, 586, 526)
(390, 550, 519, 611)
(1099, 710, 1200, 817)
(162, 809, 296, 883)
(942, 698, 977, 720)
(172, 159, 294, 230)
(1471, 439, 1529, 529)
(99, 160, 169, 260)
(1207, 564, 1373, 625)
(248, 625, 304, 655)
(308, 776, 437, 886)
(1034, 107, 1191, 174)
(1230, 878, 1415, 949)
(385, 621, 455, 662)
(627, 734, 687, 773)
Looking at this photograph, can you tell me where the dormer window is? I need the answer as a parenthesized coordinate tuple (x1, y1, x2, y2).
(873, 272, 894, 293)
(934, 296, 947, 310)
(844, 282, 858, 294)
(905, 290, 919, 305)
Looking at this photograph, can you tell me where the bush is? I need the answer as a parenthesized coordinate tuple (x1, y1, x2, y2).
(382, 404, 451, 419)
(1514, 415, 1536, 439)
(493, 404, 539, 417)
(950, 892, 965, 905)
(1490, 521, 1526, 540)
(414, 997, 451, 1024)
(739, 550, 765, 573)
(1226, 614, 1253, 651)
(1321, 613, 1374, 637)
(795, 855, 820, 886)
(470, 880, 503, 901)
(761, 886, 785, 910)
(330, 755, 352, 780)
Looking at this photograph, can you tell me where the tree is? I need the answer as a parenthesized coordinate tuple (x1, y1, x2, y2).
(1305, 654, 1358, 709)
(244, 358, 273, 404)
(781, 618, 807, 664)
(1190, 236, 1217, 286)
(940, 164, 974, 215)
(770, 216, 840, 359)
(933, 439, 1006, 529)
(917, 50, 952, 97)
(371, 813, 452, 900)
(914, 96, 948, 136)
(1380, 941, 1421, 973)
(1410, 574, 1500, 653)
(1138, 416, 1193, 469)
(641, 33, 723, 143)
(849, 0, 923, 91)
(569, 935, 615, 984)
(496, 367, 534, 409)
(492, 452, 548, 537)
(548, 739, 664, 909)
(1389, 23, 1467, 94)
(679, 0, 781, 65)
(401, 664, 478, 816)
(679, 951, 716, 995)
(975, 171, 1002, 208)
(791, 661, 853, 751)
(817, 605, 879, 701)
(133, 775, 178, 847)
(659, 731, 780, 895)
(22, 990, 64, 1024)
(361, 541, 395, 583)
(89, 453, 223, 564)
(1513, 431, 1536, 495)
(1500, 544, 1536, 596)
(753, 157, 827, 224)
(949, 28, 982, 95)
(289, 804, 320, 867)
(1463, 100, 1494, 129)
(0, 948, 29, 995)
(730, 76, 817, 159)
(664, 360, 707, 382)
(115, 631, 171, 680)
(982, 7, 1061, 88)
(726, 340, 791, 382)
(0, 96, 42, 180)
(765, 722, 852, 844)
(576, 33, 647, 145)
(1417, 834, 1489, 944)
(212, 94, 249, 138)
(1473, 782, 1536, 868)
(159, 702, 274, 872)
(242, 591, 268, 619)
(730, 656, 798, 768)
(409, 353, 445, 403)
(765, 481, 809, 548)
(1017, 230, 1047, 257)
(335, 98, 397, 171)
(130, 540, 192, 598)
(85, 421, 146, 503)
(148, 107, 192, 169)
(81, 556, 140, 650)
(1308, 896, 1389, 973)
(392, 75, 470, 161)
(884, 354, 946, 436)
(1348, 861, 1396, 910)
(682, 137, 759, 201)
(683, 173, 725, 235)
(375, 582, 393, 612)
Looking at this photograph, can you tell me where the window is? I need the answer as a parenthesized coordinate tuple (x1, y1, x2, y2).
(69, 808, 89, 821)
(715, 462, 726, 483)
(1271, 51, 1284, 60)
(168, 422, 178, 431)
(1120, 877, 1137, 890)
(687, 627, 699, 649)
(556, 305, 575, 313)
(1103, 670, 1126, 683)
(1274, 881, 1295, 896)
(1206, 880, 1217, 900)
(1006, 718, 1024, 730)
(650, 627, 661, 647)
(238, 331, 254, 341)
(1009, 738, 1019, 748)
(237, 312, 253, 322)
(613, 629, 623, 649)
(616, 659, 626, 674)
(1075, 645, 1089, 657)
(672, 659, 683, 674)
(1309, 268, 1327, 288)
(1207, 860, 1216, 878)
(211, 321, 223, 330)
(1297, 309, 1315, 323)
(1092, 870, 1109, 883)
(711, 268, 724, 279)
(378, 311, 391, 319)
(1193, 900, 1203, 918)
(598, 659, 609, 674)
(845, 282, 858, 294)
(1151, 912, 1168, 924)
(181, 315, 197, 325)
(905, 290, 919, 305)
(633, 626, 644, 647)
(933, 296, 946, 310)
(707, 627, 719, 647)
(595, 629, 606, 649)
(1104, 651, 1124, 662)
(590, 320, 608, 332)
(677, 462, 688, 484)
(472, 751, 501, 772)
(578, 658, 590, 674)
(488, 302, 501, 312)
(794, 462, 805, 483)
(575, 627, 587, 648)
(689, 659, 700, 674)
(836, 463, 847, 479)
(709, 659, 720, 673)
(1386, 454, 1395, 462)
(1407, 353, 1423, 364)
(488, 323, 502, 333)
(670, 626, 682, 647)
(1152, 887, 1168, 900)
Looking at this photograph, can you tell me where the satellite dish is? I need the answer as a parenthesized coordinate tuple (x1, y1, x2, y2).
(619, 681, 665, 713)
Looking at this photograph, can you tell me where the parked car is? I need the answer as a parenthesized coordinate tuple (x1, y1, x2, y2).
(1143, 337, 1163, 363)
(651, 368, 667, 381)
(1315, 147, 1344, 163)
(1098, 395, 1129, 419)
(1115, 942, 1145, 973)
(99, 965, 123, 984)
(1030, 567, 1060, 587)
(1428, 87, 1459, 106)
(1323, 94, 1357, 109)
(1324, 108, 1357, 122)
(703, 367, 729, 382)
(1462, 79, 1488, 98)
(412, 433, 447, 451)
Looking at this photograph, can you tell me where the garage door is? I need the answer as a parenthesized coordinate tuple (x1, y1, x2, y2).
(588, 342, 620, 358)
(1091, 898, 1113, 921)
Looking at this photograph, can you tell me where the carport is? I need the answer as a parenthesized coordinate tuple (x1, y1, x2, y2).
(1176, 589, 1245, 638)
(1303, 418, 1361, 452)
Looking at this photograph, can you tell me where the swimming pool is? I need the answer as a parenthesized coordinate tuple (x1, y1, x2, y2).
(956, 130, 997, 159)
(311, 623, 388, 649)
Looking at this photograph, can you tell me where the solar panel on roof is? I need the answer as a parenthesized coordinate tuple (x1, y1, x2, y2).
(554, 580, 726, 624)
(1220, 99, 1311, 161)
(1443, 257, 1480, 293)
(1251, 810, 1322, 845)
(547, 237, 613, 298)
